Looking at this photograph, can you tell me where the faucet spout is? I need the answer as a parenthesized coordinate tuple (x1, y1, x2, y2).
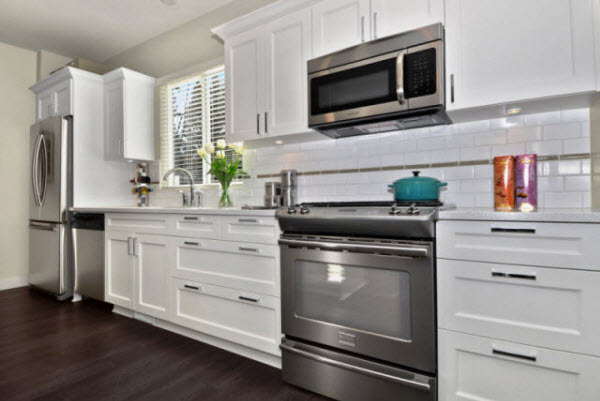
(163, 168, 195, 207)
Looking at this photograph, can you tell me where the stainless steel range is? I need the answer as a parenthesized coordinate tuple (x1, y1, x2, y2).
(277, 201, 439, 401)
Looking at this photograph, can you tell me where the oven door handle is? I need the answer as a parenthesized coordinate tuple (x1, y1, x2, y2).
(280, 343, 431, 391)
(396, 50, 406, 105)
(278, 238, 428, 258)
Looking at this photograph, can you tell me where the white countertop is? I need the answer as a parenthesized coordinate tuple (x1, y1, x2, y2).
(439, 207, 600, 223)
(70, 206, 279, 216)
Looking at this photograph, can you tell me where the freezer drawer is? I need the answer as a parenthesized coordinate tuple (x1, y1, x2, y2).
(29, 221, 69, 296)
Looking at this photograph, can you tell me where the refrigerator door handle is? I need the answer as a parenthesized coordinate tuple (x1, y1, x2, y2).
(32, 134, 42, 206)
(29, 221, 59, 231)
(39, 134, 49, 206)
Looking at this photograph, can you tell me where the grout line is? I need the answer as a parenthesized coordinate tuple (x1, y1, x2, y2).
(254, 153, 591, 179)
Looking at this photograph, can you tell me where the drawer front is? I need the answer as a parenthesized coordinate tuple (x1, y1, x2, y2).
(106, 213, 171, 235)
(220, 216, 279, 244)
(438, 329, 600, 401)
(170, 237, 280, 296)
(437, 220, 600, 270)
(173, 214, 220, 239)
(438, 259, 600, 356)
(170, 278, 281, 355)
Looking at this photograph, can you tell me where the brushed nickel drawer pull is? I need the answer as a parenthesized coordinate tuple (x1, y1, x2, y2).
(239, 247, 258, 252)
(184, 241, 200, 246)
(491, 227, 535, 234)
(239, 296, 259, 303)
(184, 285, 200, 291)
(183, 216, 198, 221)
(238, 218, 258, 223)
(491, 271, 537, 280)
(492, 348, 537, 362)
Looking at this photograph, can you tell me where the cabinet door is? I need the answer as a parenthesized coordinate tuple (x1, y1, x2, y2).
(38, 90, 55, 121)
(445, 0, 596, 110)
(104, 80, 124, 159)
(225, 26, 265, 143)
(264, 8, 311, 137)
(311, 0, 370, 58)
(105, 231, 134, 309)
(370, 0, 444, 39)
(134, 234, 170, 319)
(438, 329, 600, 401)
(54, 79, 72, 117)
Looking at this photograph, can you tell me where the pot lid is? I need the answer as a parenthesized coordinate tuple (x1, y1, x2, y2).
(393, 171, 442, 184)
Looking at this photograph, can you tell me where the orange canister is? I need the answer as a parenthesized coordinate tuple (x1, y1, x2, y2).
(494, 156, 515, 211)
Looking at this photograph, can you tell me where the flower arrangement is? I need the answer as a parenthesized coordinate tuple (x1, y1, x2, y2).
(197, 139, 245, 207)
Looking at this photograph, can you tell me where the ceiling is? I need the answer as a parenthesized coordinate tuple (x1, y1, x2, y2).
(0, 0, 236, 61)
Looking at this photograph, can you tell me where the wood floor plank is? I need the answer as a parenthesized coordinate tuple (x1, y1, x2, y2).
(0, 287, 328, 401)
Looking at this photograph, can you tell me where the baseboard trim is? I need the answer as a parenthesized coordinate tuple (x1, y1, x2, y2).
(0, 276, 28, 291)
(111, 306, 282, 369)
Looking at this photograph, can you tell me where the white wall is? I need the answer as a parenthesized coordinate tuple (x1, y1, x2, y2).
(0, 41, 37, 289)
(36, 49, 71, 82)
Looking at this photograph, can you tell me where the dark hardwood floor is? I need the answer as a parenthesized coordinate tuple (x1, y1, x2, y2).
(0, 287, 328, 401)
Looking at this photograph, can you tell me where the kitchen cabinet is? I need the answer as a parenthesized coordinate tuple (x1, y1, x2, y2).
(105, 230, 134, 309)
(104, 68, 156, 161)
(439, 329, 600, 401)
(311, 0, 370, 58)
(370, 0, 444, 40)
(445, 0, 597, 110)
(224, 8, 311, 143)
(36, 79, 72, 121)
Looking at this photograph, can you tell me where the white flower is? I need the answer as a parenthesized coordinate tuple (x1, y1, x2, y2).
(216, 139, 227, 149)
(229, 142, 242, 151)
(197, 148, 207, 158)
(235, 146, 246, 155)
(204, 143, 215, 154)
(216, 150, 225, 159)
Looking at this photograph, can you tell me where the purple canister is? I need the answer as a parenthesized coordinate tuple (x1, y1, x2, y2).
(515, 154, 537, 212)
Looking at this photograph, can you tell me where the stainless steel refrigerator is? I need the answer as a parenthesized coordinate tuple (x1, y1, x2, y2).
(29, 116, 73, 300)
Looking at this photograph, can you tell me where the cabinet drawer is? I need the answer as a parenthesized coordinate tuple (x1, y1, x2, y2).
(169, 278, 281, 356)
(438, 259, 600, 356)
(220, 216, 279, 244)
(437, 220, 600, 270)
(170, 237, 280, 296)
(105, 213, 171, 235)
(438, 329, 600, 401)
(173, 214, 220, 239)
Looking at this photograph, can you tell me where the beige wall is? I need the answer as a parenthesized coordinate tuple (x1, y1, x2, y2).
(104, 0, 276, 78)
(0, 41, 37, 287)
(36, 50, 71, 82)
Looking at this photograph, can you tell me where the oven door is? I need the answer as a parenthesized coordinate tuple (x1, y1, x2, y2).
(308, 50, 408, 127)
(280, 236, 436, 373)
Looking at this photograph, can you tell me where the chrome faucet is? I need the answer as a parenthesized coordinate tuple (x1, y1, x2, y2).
(163, 168, 196, 207)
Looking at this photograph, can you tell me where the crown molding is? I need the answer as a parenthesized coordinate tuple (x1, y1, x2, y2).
(30, 67, 103, 93)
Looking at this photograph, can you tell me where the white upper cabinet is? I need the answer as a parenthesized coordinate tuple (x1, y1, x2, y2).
(225, 26, 265, 142)
(265, 8, 311, 137)
(445, 0, 597, 110)
(104, 68, 156, 161)
(370, 0, 444, 40)
(311, 0, 370, 57)
(34, 76, 73, 121)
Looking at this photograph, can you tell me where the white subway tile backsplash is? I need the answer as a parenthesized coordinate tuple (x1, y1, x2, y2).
(506, 126, 543, 143)
(561, 108, 589, 123)
(418, 136, 447, 151)
(492, 143, 526, 157)
(461, 179, 492, 193)
(405, 151, 432, 166)
(431, 148, 459, 164)
(538, 176, 564, 192)
(543, 122, 582, 140)
(525, 140, 562, 156)
(564, 175, 591, 192)
(525, 111, 561, 126)
(445, 166, 475, 180)
(473, 165, 493, 179)
(544, 192, 583, 208)
(460, 146, 491, 162)
(563, 138, 590, 154)
(474, 130, 507, 146)
(557, 160, 581, 175)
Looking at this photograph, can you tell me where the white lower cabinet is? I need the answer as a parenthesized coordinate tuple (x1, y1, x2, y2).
(438, 259, 600, 357)
(438, 329, 600, 401)
(170, 278, 281, 356)
(105, 230, 134, 309)
(134, 234, 170, 320)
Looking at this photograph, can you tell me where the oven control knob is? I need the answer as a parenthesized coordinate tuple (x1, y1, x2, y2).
(300, 205, 310, 214)
(407, 203, 420, 215)
(287, 206, 297, 214)
(389, 202, 402, 215)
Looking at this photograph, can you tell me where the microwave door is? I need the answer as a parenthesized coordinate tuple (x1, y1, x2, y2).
(404, 41, 444, 110)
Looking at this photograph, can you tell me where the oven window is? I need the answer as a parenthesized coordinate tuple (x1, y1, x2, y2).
(294, 261, 412, 340)
(310, 58, 397, 115)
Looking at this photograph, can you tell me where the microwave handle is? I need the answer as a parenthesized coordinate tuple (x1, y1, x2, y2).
(396, 51, 406, 105)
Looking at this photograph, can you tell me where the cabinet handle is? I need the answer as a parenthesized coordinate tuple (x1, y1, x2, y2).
(183, 284, 200, 291)
(239, 296, 259, 303)
(184, 241, 200, 246)
(239, 247, 259, 253)
(264, 112, 268, 134)
(127, 236, 133, 255)
(372, 12, 378, 39)
(360, 16, 365, 42)
(492, 346, 537, 362)
(450, 74, 455, 103)
(491, 227, 536, 234)
(491, 271, 537, 281)
(257, 113, 261, 135)
(238, 218, 258, 223)
(183, 216, 198, 221)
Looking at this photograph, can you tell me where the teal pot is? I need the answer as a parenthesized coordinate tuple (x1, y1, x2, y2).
(388, 171, 448, 202)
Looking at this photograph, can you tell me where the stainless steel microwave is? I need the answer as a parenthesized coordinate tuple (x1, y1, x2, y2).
(308, 23, 451, 139)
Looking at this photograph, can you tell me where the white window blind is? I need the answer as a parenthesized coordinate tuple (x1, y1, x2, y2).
(160, 65, 236, 186)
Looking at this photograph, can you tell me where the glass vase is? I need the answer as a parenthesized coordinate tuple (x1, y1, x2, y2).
(219, 181, 233, 208)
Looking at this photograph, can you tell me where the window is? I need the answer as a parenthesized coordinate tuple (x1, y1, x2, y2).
(160, 65, 238, 186)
